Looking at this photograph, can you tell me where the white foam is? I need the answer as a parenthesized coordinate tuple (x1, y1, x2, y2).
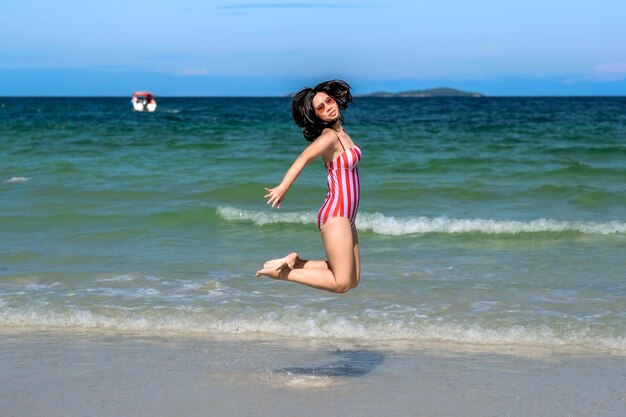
(217, 205, 314, 226)
(3, 177, 30, 184)
(278, 374, 335, 389)
(1, 307, 624, 352)
(217, 206, 626, 236)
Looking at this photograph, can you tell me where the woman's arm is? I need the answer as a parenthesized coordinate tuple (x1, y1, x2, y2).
(264, 131, 336, 208)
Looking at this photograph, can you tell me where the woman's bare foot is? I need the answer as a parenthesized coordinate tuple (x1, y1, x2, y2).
(262, 252, 299, 270)
(255, 261, 290, 279)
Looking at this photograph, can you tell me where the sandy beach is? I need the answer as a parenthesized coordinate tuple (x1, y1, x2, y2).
(1, 330, 624, 417)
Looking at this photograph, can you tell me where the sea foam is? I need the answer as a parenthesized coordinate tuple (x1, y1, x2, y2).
(1, 306, 624, 352)
(3, 177, 30, 184)
(217, 206, 626, 236)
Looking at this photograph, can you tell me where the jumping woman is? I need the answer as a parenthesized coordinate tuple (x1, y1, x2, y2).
(255, 80, 361, 293)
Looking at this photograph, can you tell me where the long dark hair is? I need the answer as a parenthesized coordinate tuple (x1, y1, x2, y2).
(291, 79, 353, 142)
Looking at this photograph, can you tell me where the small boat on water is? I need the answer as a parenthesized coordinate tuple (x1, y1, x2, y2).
(132, 91, 157, 112)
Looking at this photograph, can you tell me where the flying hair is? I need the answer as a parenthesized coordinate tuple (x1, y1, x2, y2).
(291, 79, 353, 142)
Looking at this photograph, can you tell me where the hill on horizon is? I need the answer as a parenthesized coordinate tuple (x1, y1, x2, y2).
(360, 87, 483, 97)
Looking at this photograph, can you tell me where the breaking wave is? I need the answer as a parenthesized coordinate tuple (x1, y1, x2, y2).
(1, 306, 624, 352)
(217, 206, 626, 236)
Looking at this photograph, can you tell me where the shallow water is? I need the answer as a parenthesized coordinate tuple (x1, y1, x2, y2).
(1, 97, 625, 352)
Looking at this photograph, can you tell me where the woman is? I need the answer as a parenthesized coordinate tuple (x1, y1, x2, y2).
(255, 80, 361, 293)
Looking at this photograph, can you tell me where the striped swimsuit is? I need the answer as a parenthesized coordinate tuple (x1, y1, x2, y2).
(317, 136, 362, 230)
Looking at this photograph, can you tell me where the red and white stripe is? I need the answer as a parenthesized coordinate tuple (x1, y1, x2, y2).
(317, 145, 361, 229)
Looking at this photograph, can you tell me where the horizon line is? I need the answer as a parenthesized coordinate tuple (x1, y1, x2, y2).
(1, 94, 626, 98)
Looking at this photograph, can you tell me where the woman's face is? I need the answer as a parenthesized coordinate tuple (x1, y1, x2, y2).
(312, 92, 339, 123)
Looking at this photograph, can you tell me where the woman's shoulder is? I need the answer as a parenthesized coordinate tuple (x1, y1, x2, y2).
(321, 126, 354, 148)
(305, 129, 340, 159)
(316, 128, 340, 144)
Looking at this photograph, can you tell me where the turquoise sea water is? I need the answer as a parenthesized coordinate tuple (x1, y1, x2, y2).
(1, 97, 625, 352)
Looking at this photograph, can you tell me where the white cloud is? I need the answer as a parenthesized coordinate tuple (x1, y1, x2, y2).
(178, 68, 209, 76)
(595, 63, 626, 75)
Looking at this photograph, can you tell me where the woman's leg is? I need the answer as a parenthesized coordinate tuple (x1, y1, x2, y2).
(256, 217, 360, 293)
(263, 253, 329, 271)
(352, 225, 361, 287)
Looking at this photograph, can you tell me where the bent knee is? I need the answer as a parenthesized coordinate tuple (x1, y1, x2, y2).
(333, 276, 359, 294)
(332, 284, 350, 294)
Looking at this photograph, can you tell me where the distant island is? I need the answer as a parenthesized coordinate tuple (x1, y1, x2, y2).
(359, 87, 484, 97)
(284, 87, 484, 98)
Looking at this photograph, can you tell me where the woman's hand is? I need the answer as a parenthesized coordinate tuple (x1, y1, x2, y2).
(264, 185, 287, 208)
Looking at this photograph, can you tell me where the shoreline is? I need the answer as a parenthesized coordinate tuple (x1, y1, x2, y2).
(1, 326, 625, 359)
(2, 330, 624, 417)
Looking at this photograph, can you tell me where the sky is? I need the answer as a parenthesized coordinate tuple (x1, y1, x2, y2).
(1, 0, 625, 96)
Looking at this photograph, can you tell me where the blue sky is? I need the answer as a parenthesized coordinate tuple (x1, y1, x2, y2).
(1, 0, 625, 96)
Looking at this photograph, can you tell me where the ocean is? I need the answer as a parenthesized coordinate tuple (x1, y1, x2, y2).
(1, 96, 625, 353)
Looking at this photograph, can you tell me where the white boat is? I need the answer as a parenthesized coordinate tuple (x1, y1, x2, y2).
(132, 92, 157, 112)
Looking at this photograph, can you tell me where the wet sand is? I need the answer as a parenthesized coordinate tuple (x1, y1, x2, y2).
(1, 330, 624, 417)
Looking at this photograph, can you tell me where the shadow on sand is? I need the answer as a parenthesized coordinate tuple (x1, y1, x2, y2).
(281, 350, 385, 378)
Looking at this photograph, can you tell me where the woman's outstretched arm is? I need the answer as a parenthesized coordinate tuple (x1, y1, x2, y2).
(264, 130, 335, 208)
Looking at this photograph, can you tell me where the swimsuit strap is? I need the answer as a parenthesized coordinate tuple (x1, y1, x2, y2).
(335, 130, 346, 152)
